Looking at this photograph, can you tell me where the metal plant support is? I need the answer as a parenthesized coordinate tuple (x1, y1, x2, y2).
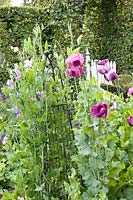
(42, 51, 76, 199)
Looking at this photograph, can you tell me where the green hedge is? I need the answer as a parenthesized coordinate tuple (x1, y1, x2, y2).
(82, 0, 132, 73)
(0, 3, 85, 84)
(0, 6, 53, 66)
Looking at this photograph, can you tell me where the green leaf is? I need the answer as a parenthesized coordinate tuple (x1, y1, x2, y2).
(67, 47, 72, 56)
(72, 47, 80, 54)
(45, 40, 48, 50)
(77, 35, 83, 45)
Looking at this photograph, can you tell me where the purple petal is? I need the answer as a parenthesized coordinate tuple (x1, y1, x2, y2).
(110, 102, 114, 107)
(108, 72, 118, 81)
(97, 66, 111, 75)
(97, 59, 109, 66)
(127, 116, 133, 126)
(91, 102, 109, 119)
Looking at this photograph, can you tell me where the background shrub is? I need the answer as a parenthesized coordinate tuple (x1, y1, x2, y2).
(101, 74, 133, 99)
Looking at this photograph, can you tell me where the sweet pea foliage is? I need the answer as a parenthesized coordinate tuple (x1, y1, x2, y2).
(69, 79, 133, 200)
(0, 26, 74, 200)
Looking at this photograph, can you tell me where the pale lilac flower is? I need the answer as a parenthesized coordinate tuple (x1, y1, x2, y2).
(36, 91, 45, 97)
(0, 92, 6, 101)
(97, 66, 111, 75)
(2, 149, 7, 154)
(7, 79, 13, 85)
(24, 59, 32, 68)
(97, 59, 109, 66)
(66, 66, 84, 78)
(65, 53, 84, 68)
(36, 91, 45, 101)
(108, 71, 118, 81)
(128, 87, 133, 96)
(127, 116, 133, 126)
(14, 106, 21, 118)
(18, 197, 24, 200)
(2, 82, 6, 87)
(0, 135, 7, 145)
(14, 106, 20, 113)
(16, 92, 20, 98)
(15, 68, 21, 80)
(16, 113, 21, 118)
(91, 102, 109, 119)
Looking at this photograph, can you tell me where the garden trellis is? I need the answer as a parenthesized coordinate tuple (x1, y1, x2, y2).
(85, 49, 116, 86)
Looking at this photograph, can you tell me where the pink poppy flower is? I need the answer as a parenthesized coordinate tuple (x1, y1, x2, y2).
(127, 116, 133, 126)
(66, 66, 84, 78)
(128, 87, 133, 96)
(97, 59, 109, 66)
(108, 71, 118, 81)
(91, 102, 109, 119)
(97, 66, 111, 75)
(65, 53, 84, 68)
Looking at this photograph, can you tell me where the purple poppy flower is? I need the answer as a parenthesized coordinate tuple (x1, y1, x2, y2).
(128, 87, 133, 96)
(66, 66, 84, 78)
(65, 53, 84, 68)
(97, 66, 111, 75)
(7, 79, 13, 85)
(108, 71, 118, 81)
(97, 59, 109, 66)
(0, 135, 7, 145)
(15, 68, 21, 80)
(127, 116, 133, 126)
(0, 92, 6, 101)
(91, 102, 109, 119)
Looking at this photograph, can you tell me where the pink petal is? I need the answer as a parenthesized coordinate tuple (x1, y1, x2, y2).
(128, 87, 133, 96)
(65, 53, 84, 68)
(66, 66, 84, 78)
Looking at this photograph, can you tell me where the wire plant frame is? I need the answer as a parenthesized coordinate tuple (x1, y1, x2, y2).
(40, 50, 76, 199)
